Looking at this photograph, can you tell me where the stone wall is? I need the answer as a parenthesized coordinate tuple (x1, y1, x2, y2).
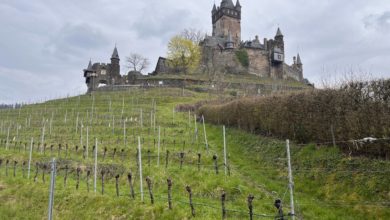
(202, 47, 246, 74)
(283, 63, 303, 81)
(214, 16, 241, 45)
(246, 49, 270, 77)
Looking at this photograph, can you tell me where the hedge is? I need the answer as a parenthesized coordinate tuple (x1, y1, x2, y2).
(198, 80, 390, 159)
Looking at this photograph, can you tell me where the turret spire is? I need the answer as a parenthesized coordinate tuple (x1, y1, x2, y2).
(297, 53, 302, 65)
(111, 46, 119, 60)
(87, 59, 93, 71)
(276, 27, 283, 37)
(236, 0, 241, 8)
(221, 0, 235, 9)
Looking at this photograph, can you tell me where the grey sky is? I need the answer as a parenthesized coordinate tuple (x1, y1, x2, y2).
(0, 0, 389, 103)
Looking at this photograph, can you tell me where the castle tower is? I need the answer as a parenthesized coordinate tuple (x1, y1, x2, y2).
(110, 46, 120, 77)
(274, 27, 285, 52)
(270, 28, 285, 79)
(212, 0, 241, 46)
(83, 60, 96, 92)
(296, 53, 303, 81)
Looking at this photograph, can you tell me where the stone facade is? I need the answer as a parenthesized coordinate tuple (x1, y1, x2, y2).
(200, 0, 304, 82)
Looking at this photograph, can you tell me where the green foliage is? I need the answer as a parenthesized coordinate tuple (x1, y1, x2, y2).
(235, 49, 249, 68)
(167, 36, 201, 73)
(229, 91, 237, 97)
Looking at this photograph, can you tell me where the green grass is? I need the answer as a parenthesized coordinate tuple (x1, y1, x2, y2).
(0, 88, 388, 219)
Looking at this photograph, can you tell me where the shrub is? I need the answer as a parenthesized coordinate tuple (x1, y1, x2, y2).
(198, 79, 390, 159)
(235, 49, 249, 68)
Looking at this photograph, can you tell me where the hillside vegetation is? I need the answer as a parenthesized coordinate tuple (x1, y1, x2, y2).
(199, 79, 390, 159)
(0, 88, 389, 219)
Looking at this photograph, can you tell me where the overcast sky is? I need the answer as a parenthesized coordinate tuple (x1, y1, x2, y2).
(0, 0, 389, 103)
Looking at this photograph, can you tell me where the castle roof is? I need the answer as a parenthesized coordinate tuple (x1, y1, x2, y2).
(276, 27, 283, 37)
(111, 46, 119, 60)
(86, 60, 93, 71)
(235, 0, 241, 8)
(212, 3, 217, 12)
(297, 53, 302, 65)
(202, 35, 227, 48)
(221, 0, 235, 9)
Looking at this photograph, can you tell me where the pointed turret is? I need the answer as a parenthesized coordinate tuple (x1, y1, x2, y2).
(274, 27, 284, 52)
(86, 60, 93, 71)
(212, 3, 217, 13)
(83, 59, 94, 78)
(110, 46, 120, 76)
(221, 0, 235, 9)
(235, 0, 241, 11)
(111, 46, 119, 60)
(296, 53, 303, 81)
(276, 27, 283, 37)
(297, 53, 302, 65)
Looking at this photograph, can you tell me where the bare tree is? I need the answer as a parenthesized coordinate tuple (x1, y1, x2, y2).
(126, 53, 150, 73)
(181, 28, 205, 44)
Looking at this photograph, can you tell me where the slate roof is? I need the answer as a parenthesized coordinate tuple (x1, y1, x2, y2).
(111, 46, 119, 59)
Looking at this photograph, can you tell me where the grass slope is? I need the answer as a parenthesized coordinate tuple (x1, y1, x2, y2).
(0, 88, 388, 219)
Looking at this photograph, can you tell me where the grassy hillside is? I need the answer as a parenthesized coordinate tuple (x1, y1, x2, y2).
(0, 88, 389, 219)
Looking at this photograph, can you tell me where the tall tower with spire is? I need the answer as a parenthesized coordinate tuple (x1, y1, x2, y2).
(110, 46, 120, 77)
(212, 0, 241, 46)
(274, 27, 285, 53)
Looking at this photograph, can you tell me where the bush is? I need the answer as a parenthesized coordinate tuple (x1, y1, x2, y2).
(235, 49, 249, 68)
(198, 79, 390, 159)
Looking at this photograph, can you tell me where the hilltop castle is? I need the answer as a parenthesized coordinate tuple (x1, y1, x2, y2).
(83, 46, 125, 92)
(84, 0, 305, 92)
(200, 0, 303, 81)
(154, 0, 303, 81)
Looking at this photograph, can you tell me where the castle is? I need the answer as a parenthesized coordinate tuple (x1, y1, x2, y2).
(154, 0, 303, 81)
(199, 0, 303, 81)
(83, 46, 124, 92)
(84, 0, 305, 92)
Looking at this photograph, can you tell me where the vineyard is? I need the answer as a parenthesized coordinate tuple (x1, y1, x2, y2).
(0, 88, 389, 219)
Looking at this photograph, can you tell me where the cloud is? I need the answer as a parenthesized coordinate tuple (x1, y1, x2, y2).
(132, 8, 191, 42)
(364, 11, 390, 33)
(0, 66, 84, 103)
(44, 23, 109, 62)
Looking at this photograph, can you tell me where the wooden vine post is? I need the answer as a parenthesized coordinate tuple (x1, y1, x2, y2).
(127, 172, 135, 199)
(167, 178, 173, 210)
(186, 186, 195, 217)
(146, 176, 154, 204)
(115, 174, 120, 197)
(221, 190, 226, 219)
(76, 167, 81, 190)
(213, 154, 219, 174)
(248, 194, 254, 220)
